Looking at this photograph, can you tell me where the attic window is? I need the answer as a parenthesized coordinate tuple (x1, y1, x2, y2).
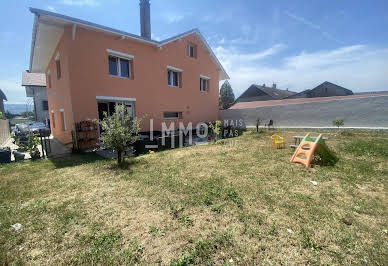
(187, 44, 197, 58)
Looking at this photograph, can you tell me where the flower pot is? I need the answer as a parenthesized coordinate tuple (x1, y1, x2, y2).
(13, 151, 25, 162)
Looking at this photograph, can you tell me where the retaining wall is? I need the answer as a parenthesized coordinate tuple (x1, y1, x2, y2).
(220, 95, 388, 128)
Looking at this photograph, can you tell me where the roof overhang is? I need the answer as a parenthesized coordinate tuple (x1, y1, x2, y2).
(28, 8, 229, 80)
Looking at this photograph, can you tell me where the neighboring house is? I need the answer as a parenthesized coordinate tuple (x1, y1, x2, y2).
(285, 81, 353, 99)
(21, 71, 48, 123)
(0, 89, 6, 115)
(234, 84, 295, 103)
(27, 1, 229, 145)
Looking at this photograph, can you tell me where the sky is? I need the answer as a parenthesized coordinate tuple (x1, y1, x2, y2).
(0, 0, 388, 104)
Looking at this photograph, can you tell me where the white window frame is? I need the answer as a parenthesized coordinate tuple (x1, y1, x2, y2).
(200, 75, 210, 92)
(167, 66, 182, 88)
(163, 112, 180, 120)
(59, 108, 66, 131)
(107, 49, 134, 79)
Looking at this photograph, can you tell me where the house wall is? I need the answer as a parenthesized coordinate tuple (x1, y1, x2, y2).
(45, 31, 74, 145)
(26, 86, 49, 123)
(59, 26, 219, 134)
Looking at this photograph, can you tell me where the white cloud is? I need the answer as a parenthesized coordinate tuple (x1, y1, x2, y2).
(47, 6, 57, 12)
(215, 44, 388, 96)
(61, 0, 99, 7)
(162, 13, 184, 24)
(284, 11, 343, 44)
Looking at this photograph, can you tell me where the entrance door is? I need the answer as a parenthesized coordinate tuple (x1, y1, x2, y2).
(98, 102, 109, 120)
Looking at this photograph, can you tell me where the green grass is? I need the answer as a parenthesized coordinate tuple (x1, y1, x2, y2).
(0, 129, 387, 264)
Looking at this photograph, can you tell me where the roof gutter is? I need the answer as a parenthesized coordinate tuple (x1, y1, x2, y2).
(29, 8, 159, 47)
(29, 14, 39, 72)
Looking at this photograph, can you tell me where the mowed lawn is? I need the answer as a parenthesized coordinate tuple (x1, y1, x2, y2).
(1, 130, 387, 265)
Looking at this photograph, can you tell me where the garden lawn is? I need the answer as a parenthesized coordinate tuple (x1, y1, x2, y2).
(0, 130, 387, 265)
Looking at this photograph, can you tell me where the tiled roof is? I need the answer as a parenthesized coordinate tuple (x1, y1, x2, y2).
(22, 71, 46, 87)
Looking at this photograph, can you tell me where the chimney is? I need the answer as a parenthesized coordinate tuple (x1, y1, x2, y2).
(139, 0, 151, 39)
(272, 83, 277, 89)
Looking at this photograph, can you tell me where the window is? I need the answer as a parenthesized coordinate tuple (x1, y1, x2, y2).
(163, 112, 182, 120)
(42, 101, 49, 111)
(47, 70, 52, 88)
(167, 70, 180, 87)
(51, 111, 55, 129)
(167, 66, 182, 87)
(108, 55, 132, 78)
(200, 76, 210, 92)
(55, 54, 61, 80)
(60, 109, 66, 131)
(187, 44, 197, 58)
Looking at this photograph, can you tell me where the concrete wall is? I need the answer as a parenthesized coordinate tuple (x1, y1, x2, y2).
(0, 120, 10, 146)
(220, 95, 388, 128)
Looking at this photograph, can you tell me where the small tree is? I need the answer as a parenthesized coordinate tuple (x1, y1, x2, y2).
(0, 112, 4, 120)
(219, 81, 235, 110)
(99, 105, 141, 164)
(27, 133, 41, 159)
(209, 120, 222, 141)
(332, 119, 345, 131)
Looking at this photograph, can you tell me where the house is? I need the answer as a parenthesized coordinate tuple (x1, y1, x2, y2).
(21, 71, 48, 123)
(285, 81, 353, 99)
(27, 1, 229, 145)
(234, 84, 295, 103)
(0, 89, 6, 115)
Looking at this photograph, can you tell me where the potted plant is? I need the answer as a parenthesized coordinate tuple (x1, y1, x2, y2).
(27, 133, 41, 160)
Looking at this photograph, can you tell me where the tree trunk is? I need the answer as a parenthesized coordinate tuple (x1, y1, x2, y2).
(117, 149, 122, 164)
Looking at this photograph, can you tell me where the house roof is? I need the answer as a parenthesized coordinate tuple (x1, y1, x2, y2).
(0, 89, 7, 101)
(234, 84, 295, 103)
(28, 8, 229, 80)
(22, 71, 46, 87)
(284, 81, 353, 99)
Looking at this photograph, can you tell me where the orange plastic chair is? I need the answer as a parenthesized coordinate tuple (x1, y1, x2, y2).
(271, 134, 285, 149)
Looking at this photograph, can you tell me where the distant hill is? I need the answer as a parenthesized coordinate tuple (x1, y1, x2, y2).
(4, 104, 33, 115)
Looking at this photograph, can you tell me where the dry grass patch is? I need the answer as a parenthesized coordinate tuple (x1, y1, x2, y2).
(1, 129, 387, 264)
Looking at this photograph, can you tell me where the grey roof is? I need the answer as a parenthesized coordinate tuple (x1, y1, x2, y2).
(235, 84, 296, 103)
(0, 89, 7, 101)
(22, 71, 46, 87)
(29, 8, 229, 79)
(284, 81, 353, 99)
(256, 85, 296, 99)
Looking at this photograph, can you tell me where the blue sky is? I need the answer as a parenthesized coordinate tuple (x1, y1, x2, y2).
(1, 0, 388, 104)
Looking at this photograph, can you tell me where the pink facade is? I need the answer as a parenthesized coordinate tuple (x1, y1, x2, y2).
(44, 26, 225, 145)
